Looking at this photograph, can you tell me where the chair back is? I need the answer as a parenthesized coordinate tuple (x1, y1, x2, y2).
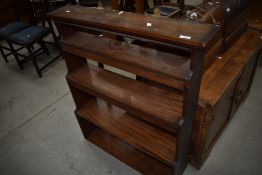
(29, 0, 49, 25)
(11, 0, 48, 25)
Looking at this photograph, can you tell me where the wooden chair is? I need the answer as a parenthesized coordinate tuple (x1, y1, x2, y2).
(2, 0, 61, 77)
(28, 0, 60, 43)
(0, 47, 6, 62)
(0, 21, 30, 64)
(8, 25, 54, 77)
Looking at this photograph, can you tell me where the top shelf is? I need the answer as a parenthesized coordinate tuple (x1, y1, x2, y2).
(48, 5, 220, 48)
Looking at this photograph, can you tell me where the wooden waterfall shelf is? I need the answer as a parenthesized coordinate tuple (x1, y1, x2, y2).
(48, 5, 221, 175)
(48, 5, 220, 48)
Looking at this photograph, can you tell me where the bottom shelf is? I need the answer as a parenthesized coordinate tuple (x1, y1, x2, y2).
(85, 127, 174, 175)
(76, 99, 177, 166)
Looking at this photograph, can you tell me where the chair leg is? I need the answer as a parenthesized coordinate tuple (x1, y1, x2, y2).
(40, 39, 50, 55)
(98, 62, 104, 68)
(259, 50, 262, 67)
(48, 20, 61, 49)
(0, 45, 8, 62)
(42, 21, 46, 27)
(27, 46, 42, 77)
(8, 42, 24, 70)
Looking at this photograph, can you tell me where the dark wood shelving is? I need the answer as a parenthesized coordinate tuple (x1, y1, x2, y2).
(62, 32, 191, 90)
(85, 127, 174, 175)
(77, 98, 177, 166)
(49, 6, 220, 48)
(47, 3, 262, 173)
(68, 64, 183, 133)
(49, 6, 221, 175)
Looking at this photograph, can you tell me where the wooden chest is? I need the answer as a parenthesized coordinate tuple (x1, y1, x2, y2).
(189, 29, 262, 168)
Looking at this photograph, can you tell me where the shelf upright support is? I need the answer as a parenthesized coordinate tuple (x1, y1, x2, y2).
(175, 48, 205, 175)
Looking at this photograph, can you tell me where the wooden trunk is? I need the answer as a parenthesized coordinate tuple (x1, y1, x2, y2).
(189, 29, 262, 168)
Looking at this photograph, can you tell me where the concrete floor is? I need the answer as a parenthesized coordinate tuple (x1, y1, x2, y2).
(0, 46, 262, 175)
(0, 2, 262, 172)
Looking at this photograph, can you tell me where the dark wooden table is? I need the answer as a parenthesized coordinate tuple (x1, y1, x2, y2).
(249, 0, 262, 32)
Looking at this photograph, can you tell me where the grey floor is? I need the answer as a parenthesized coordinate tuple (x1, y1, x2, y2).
(0, 0, 262, 171)
(0, 45, 262, 175)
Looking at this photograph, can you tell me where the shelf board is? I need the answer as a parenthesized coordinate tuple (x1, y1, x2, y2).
(86, 128, 173, 175)
(48, 5, 220, 48)
(67, 64, 183, 133)
(77, 98, 177, 166)
(61, 32, 191, 90)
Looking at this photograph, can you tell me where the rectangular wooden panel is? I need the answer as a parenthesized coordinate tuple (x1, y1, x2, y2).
(48, 5, 220, 48)
(86, 127, 174, 175)
(67, 64, 183, 133)
(77, 98, 177, 166)
(61, 31, 191, 83)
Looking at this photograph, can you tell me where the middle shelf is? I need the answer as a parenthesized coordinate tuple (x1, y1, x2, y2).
(67, 64, 183, 133)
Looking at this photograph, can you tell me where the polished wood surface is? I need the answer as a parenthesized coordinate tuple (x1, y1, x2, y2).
(67, 64, 183, 133)
(85, 127, 174, 175)
(50, 5, 220, 175)
(200, 30, 262, 106)
(48, 5, 220, 48)
(61, 31, 190, 89)
(77, 98, 177, 166)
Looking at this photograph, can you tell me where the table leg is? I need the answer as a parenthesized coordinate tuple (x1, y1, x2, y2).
(178, 0, 185, 11)
(135, 0, 144, 13)
(111, 0, 119, 10)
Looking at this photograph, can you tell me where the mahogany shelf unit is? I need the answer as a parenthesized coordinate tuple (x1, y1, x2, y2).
(48, 5, 220, 175)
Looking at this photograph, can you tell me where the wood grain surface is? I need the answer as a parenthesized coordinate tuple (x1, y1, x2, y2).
(67, 64, 184, 133)
(48, 5, 220, 48)
(77, 98, 177, 166)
